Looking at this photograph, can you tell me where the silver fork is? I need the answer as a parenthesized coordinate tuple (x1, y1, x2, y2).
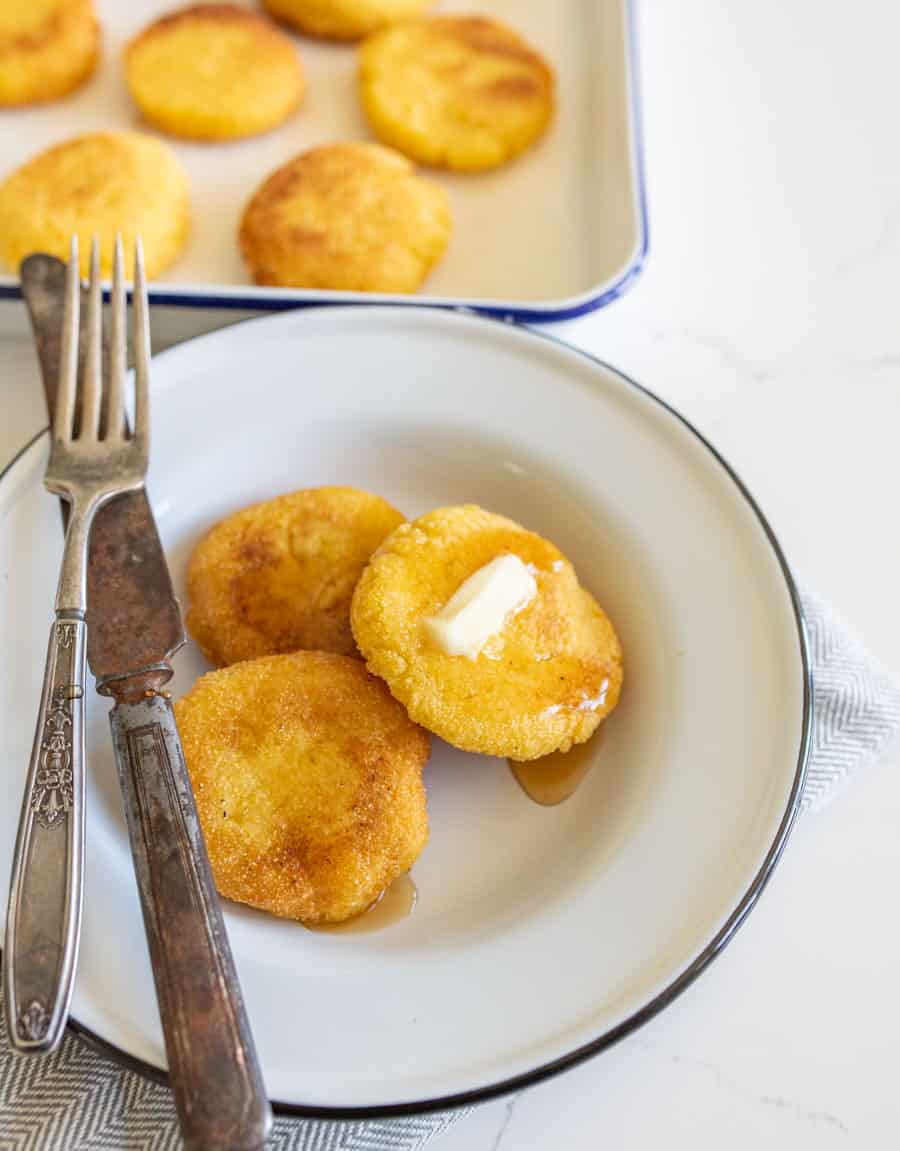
(4, 235, 148, 1053)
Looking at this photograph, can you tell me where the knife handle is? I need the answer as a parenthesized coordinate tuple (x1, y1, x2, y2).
(109, 694, 271, 1151)
(4, 616, 85, 1054)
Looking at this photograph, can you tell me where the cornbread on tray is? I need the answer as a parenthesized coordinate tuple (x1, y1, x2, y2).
(239, 142, 451, 292)
(262, 0, 434, 42)
(0, 0, 99, 106)
(359, 16, 555, 172)
(125, 4, 304, 140)
(0, 131, 189, 279)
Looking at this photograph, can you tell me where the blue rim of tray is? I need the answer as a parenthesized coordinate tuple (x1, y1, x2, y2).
(0, 2, 649, 324)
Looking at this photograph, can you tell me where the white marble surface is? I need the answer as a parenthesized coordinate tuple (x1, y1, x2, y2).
(426, 2, 900, 1147)
(1, 0, 898, 1146)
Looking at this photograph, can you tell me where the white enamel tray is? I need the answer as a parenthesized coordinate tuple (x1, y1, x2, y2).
(0, 309, 809, 1115)
(0, 0, 645, 322)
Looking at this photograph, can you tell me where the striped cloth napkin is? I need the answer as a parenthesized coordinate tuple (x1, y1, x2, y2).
(1, 589, 898, 1150)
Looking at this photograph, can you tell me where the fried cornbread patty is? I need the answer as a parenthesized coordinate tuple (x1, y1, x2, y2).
(359, 16, 555, 172)
(186, 486, 406, 664)
(239, 142, 451, 292)
(0, 0, 99, 106)
(351, 505, 623, 760)
(125, 4, 304, 141)
(0, 131, 189, 278)
(262, 0, 434, 41)
(175, 652, 430, 924)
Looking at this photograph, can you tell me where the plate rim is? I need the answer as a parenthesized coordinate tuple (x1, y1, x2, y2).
(0, 312, 812, 1118)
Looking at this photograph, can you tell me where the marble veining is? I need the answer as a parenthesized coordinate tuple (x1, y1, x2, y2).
(671, 1055, 849, 1135)
(490, 1094, 521, 1151)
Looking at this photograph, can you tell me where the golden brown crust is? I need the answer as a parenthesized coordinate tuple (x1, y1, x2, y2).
(262, 0, 434, 42)
(146, 2, 274, 33)
(175, 651, 430, 924)
(186, 486, 406, 664)
(351, 505, 623, 760)
(359, 16, 555, 171)
(0, 131, 189, 278)
(125, 3, 304, 141)
(0, 0, 99, 106)
(239, 142, 451, 293)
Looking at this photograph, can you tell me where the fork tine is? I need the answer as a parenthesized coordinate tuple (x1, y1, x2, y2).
(80, 237, 103, 441)
(53, 237, 80, 443)
(105, 234, 126, 441)
(132, 237, 150, 457)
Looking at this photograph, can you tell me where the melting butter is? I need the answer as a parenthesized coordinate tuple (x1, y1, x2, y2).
(425, 553, 536, 659)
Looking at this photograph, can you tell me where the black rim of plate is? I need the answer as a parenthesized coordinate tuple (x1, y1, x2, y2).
(0, 310, 813, 1119)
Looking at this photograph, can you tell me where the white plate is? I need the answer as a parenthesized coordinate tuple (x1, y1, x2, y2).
(0, 0, 645, 321)
(0, 309, 809, 1115)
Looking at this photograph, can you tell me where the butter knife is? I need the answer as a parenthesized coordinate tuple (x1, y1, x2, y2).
(21, 255, 272, 1151)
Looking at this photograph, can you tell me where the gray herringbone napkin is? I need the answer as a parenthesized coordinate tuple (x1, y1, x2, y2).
(1, 590, 898, 1149)
(799, 591, 900, 811)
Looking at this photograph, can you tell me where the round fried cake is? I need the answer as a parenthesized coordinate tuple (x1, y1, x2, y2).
(0, 131, 189, 278)
(239, 142, 451, 292)
(262, 0, 434, 41)
(0, 0, 99, 106)
(125, 4, 304, 141)
(186, 486, 405, 664)
(175, 652, 430, 924)
(351, 505, 623, 760)
(359, 16, 555, 172)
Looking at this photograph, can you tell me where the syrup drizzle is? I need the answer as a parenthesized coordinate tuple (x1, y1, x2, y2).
(310, 873, 417, 934)
(509, 729, 605, 806)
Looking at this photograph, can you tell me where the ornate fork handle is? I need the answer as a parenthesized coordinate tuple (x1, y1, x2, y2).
(4, 615, 86, 1053)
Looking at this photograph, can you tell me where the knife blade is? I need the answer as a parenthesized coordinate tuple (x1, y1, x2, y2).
(21, 254, 182, 697)
(20, 255, 272, 1151)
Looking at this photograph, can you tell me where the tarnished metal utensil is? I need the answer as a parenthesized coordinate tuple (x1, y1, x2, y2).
(20, 248, 272, 1151)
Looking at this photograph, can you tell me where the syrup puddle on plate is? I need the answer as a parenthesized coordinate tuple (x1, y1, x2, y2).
(309, 873, 417, 934)
(509, 729, 605, 806)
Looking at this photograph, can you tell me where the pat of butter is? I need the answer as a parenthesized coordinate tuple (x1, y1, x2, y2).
(425, 554, 537, 659)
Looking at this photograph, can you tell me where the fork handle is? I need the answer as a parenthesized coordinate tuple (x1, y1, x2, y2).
(4, 616, 86, 1053)
(110, 694, 271, 1151)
